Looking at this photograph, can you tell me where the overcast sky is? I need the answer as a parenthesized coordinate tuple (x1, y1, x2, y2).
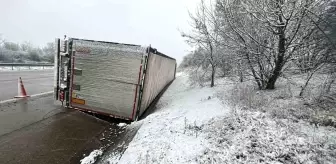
(0, 0, 199, 63)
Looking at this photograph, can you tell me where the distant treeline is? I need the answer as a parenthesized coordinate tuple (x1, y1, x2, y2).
(0, 37, 55, 63)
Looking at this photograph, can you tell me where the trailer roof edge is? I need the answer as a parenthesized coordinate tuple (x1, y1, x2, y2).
(69, 38, 142, 47)
(147, 47, 176, 61)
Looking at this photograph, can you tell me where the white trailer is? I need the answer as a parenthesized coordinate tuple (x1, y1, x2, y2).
(54, 38, 176, 121)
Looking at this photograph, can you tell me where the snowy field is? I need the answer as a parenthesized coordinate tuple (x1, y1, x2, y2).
(84, 71, 336, 164)
(0, 66, 53, 71)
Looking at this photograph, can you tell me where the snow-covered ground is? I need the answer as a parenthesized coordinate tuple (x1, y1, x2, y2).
(105, 72, 230, 164)
(97, 71, 336, 164)
(81, 149, 103, 164)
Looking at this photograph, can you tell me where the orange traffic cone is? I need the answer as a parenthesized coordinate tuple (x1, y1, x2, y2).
(14, 77, 30, 98)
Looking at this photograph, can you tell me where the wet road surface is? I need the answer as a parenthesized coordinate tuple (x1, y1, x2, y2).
(0, 70, 53, 101)
(0, 94, 136, 164)
(0, 94, 61, 136)
(0, 110, 116, 164)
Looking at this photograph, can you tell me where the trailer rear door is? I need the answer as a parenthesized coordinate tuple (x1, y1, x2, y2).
(69, 39, 144, 120)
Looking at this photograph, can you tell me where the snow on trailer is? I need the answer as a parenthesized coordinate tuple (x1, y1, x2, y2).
(54, 37, 176, 121)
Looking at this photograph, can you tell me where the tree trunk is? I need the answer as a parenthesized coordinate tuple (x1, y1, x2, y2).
(266, 3, 286, 90)
(266, 39, 285, 89)
(239, 70, 243, 82)
(325, 73, 336, 94)
(211, 64, 215, 87)
(299, 71, 314, 97)
(209, 43, 215, 87)
(238, 60, 243, 82)
(266, 60, 283, 89)
(246, 52, 262, 89)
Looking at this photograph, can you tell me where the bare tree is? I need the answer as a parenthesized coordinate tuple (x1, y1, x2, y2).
(294, 0, 336, 96)
(20, 41, 33, 52)
(214, 0, 331, 90)
(182, 0, 222, 87)
(0, 36, 57, 63)
(42, 42, 55, 63)
(4, 42, 20, 51)
(0, 35, 6, 62)
(0, 35, 4, 46)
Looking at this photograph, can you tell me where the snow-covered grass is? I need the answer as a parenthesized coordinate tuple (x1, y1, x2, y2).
(105, 71, 336, 164)
(81, 149, 103, 164)
(211, 74, 336, 163)
(223, 74, 336, 128)
(197, 109, 336, 163)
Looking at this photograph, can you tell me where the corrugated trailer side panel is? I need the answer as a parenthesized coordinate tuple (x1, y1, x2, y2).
(139, 51, 176, 115)
(70, 39, 144, 119)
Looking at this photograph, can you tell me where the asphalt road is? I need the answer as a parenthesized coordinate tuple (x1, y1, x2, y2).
(0, 70, 134, 164)
(0, 109, 116, 164)
(0, 70, 54, 101)
(0, 94, 138, 164)
(0, 94, 61, 136)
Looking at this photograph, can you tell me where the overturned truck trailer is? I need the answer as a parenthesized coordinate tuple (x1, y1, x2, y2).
(54, 38, 176, 121)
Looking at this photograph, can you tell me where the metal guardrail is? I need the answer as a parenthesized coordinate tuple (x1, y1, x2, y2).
(0, 63, 54, 70)
(0, 63, 54, 67)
